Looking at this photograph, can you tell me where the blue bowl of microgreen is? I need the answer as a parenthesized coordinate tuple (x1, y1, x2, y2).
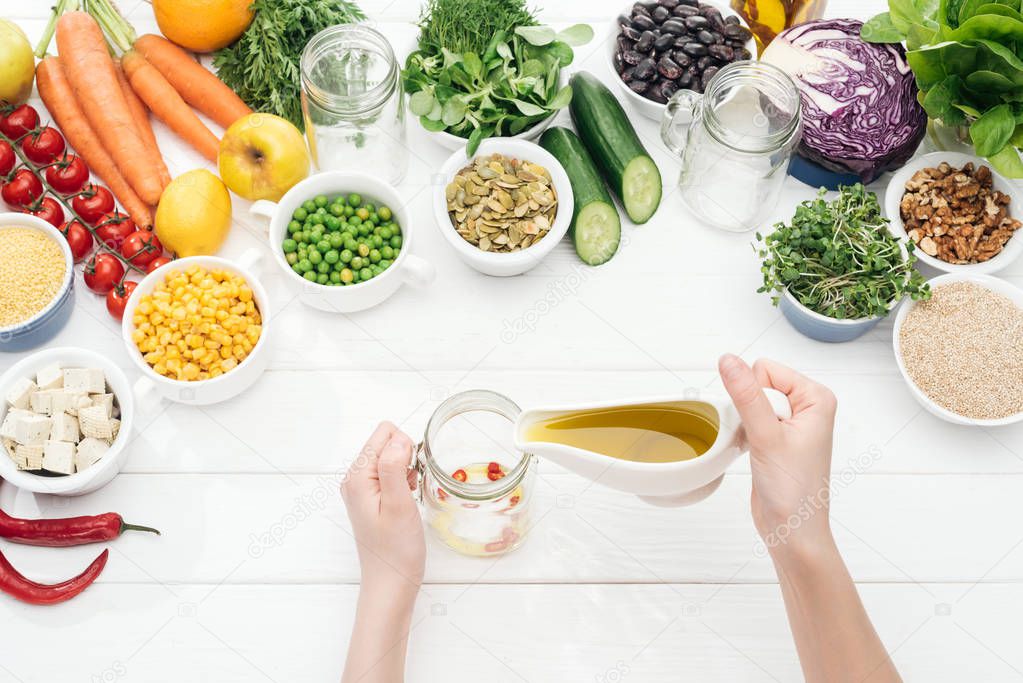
(402, 0, 593, 155)
(758, 185, 930, 344)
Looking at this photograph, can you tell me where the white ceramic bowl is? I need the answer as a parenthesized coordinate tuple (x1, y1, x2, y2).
(608, 0, 757, 121)
(892, 272, 1023, 427)
(885, 151, 1023, 274)
(433, 138, 574, 277)
(0, 347, 134, 496)
(251, 172, 435, 312)
(120, 255, 272, 406)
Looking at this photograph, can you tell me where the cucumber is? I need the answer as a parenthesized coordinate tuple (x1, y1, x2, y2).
(568, 72, 662, 224)
(540, 126, 621, 266)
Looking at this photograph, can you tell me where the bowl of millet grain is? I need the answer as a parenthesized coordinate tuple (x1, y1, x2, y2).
(893, 273, 1023, 426)
(0, 214, 75, 352)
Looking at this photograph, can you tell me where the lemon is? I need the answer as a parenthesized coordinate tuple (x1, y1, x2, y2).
(155, 170, 232, 257)
(0, 19, 35, 105)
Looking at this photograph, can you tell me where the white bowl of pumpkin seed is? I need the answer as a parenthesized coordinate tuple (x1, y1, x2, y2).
(433, 138, 573, 277)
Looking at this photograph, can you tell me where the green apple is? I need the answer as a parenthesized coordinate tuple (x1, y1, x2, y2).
(0, 19, 35, 105)
(218, 113, 310, 201)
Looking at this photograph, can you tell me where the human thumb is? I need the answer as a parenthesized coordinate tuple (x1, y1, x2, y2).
(719, 354, 781, 444)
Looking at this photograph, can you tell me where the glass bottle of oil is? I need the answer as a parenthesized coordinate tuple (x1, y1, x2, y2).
(729, 0, 828, 53)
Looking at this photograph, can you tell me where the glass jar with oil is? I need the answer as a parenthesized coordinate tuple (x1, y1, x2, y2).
(415, 391, 535, 557)
(729, 0, 828, 52)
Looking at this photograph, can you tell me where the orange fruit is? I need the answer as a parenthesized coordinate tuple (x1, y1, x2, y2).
(153, 0, 254, 53)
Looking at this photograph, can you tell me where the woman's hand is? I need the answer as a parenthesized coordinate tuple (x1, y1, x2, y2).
(341, 421, 425, 595)
(718, 354, 837, 556)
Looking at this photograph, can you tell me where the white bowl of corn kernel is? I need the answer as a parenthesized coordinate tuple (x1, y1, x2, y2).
(121, 256, 271, 406)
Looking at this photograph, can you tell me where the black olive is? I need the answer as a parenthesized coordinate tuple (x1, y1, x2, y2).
(632, 2, 651, 16)
(635, 30, 657, 52)
(621, 66, 636, 82)
(672, 50, 692, 66)
(725, 15, 740, 25)
(659, 80, 679, 100)
(684, 15, 708, 31)
(659, 0, 680, 7)
(660, 18, 687, 35)
(621, 25, 642, 41)
(735, 48, 752, 60)
(622, 49, 644, 65)
(708, 44, 734, 62)
(617, 14, 632, 26)
(651, 6, 671, 23)
(723, 24, 753, 42)
(657, 56, 683, 80)
(702, 65, 720, 89)
(681, 41, 708, 57)
(672, 4, 698, 17)
(697, 29, 717, 44)
(676, 69, 693, 88)
(633, 57, 657, 80)
(631, 14, 656, 31)
(653, 33, 677, 52)
(628, 79, 650, 94)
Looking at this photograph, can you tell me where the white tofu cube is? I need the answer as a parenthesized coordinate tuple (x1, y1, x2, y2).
(89, 393, 116, 418)
(52, 390, 89, 417)
(42, 440, 75, 474)
(35, 363, 64, 391)
(0, 409, 34, 440)
(79, 405, 114, 439)
(63, 368, 106, 394)
(29, 389, 59, 416)
(15, 443, 43, 470)
(50, 412, 80, 443)
(5, 378, 36, 410)
(74, 437, 109, 471)
(13, 414, 52, 446)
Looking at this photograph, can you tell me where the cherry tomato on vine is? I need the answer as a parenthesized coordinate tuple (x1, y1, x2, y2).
(0, 105, 40, 140)
(121, 229, 162, 267)
(1, 168, 43, 208)
(60, 219, 94, 262)
(94, 211, 136, 250)
(21, 127, 66, 165)
(0, 140, 15, 177)
(72, 184, 115, 225)
(146, 256, 172, 274)
(25, 196, 65, 228)
(84, 253, 125, 295)
(106, 280, 138, 320)
(45, 154, 89, 194)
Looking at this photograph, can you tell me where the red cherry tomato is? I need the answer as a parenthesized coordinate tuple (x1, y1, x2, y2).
(94, 211, 136, 250)
(106, 280, 138, 320)
(60, 219, 94, 262)
(45, 154, 89, 195)
(0, 105, 40, 140)
(72, 184, 115, 225)
(121, 229, 162, 267)
(1, 168, 43, 208)
(21, 127, 66, 165)
(84, 253, 125, 294)
(146, 256, 172, 274)
(0, 140, 14, 177)
(25, 196, 65, 228)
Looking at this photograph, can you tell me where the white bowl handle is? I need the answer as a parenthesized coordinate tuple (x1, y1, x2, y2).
(402, 255, 436, 288)
(133, 376, 163, 413)
(237, 248, 265, 277)
(249, 200, 278, 221)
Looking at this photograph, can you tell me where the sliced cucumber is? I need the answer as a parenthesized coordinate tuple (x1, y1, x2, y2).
(540, 126, 621, 265)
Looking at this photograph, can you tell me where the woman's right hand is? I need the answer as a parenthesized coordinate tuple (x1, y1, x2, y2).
(718, 354, 838, 556)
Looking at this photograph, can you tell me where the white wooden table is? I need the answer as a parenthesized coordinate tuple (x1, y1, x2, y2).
(2, 1, 1022, 680)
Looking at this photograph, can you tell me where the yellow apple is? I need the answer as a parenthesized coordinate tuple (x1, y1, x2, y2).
(0, 19, 34, 105)
(218, 113, 309, 201)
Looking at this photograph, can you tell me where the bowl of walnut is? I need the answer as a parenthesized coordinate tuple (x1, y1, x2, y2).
(885, 152, 1023, 274)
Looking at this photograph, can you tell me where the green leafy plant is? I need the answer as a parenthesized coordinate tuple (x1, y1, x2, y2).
(214, 0, 365, 131)
(757, 185, 930, 320)
(863, 0, 1023, 177)
(403, 0, 593, 155)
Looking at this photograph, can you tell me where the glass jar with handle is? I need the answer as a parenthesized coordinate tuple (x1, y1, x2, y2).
(660, 60, 802, 233)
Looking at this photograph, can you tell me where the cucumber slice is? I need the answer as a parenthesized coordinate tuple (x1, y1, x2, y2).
(573, 202, 621, 265)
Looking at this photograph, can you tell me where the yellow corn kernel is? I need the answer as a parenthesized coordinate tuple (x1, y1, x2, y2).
(221, 358, 238, 372)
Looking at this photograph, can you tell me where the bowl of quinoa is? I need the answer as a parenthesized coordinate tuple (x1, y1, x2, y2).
(0, 214, 75, 352)
(893, 273, 1023, 426)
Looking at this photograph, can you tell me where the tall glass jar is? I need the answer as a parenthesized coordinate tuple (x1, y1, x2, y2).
(660, 61, 802, 233)
(300, 25, 409, 185)
(415, 391, 535, 557)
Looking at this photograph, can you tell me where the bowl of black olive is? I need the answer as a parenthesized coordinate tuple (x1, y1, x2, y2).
(609, 0, 757, 119)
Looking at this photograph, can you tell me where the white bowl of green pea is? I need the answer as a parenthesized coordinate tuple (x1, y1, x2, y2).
(250, 172, 436, 313)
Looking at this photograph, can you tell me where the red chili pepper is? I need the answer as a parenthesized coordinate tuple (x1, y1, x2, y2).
(452, 469, 467, 482)
(0, 508, 160, 547)
(0, 548, 108, 605)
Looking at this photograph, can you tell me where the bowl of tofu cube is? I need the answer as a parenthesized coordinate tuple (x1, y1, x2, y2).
(0, 347, 133, 496)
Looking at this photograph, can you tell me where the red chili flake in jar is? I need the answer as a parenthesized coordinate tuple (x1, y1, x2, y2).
(452, 469, 467, 482)
(487, 461, 502, 473)
(487, 470, 506, 481)
(508, 495, 520, 507)
(436, 488, 448, 501)
(462, 503, 480, 509)
(484, 540, 508, 553)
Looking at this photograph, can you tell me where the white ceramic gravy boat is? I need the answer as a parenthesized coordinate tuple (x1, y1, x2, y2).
(513, 389, 791, 506)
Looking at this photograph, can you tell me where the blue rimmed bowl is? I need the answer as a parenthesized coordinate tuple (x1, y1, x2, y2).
(778, 289, 886, 343)
(0, 214, 75, 352)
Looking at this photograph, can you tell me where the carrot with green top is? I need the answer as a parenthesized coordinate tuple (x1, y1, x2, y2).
(36, 56, 155, 229)
(120, 50, 220, 163)
(115, 58, 172, 188)
(54, 12, 164, 205)
(134, 34, 252, 130)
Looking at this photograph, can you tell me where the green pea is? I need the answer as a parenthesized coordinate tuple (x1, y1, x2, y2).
(379, 227, 393, 240)
(344, 205, 354, 216)
(301, 200, 315, 213)
(293, 207, 308, 221)
(303, 270, 317, 282)
(381, 245, 394, 259)
(341, 268, 354, 284)
(360, 267, 373, 280)
(350, 256, 364, 270)
(379, 206, 392, 221)
(316, 240, 330, 253)
(390, 235, 402, 248)
(379, 259, 392, 269)
(344, 238, 358, 251)
(369, 249, 381, 263)
(371, 235, 383, 248)
(308, 251, 322, 265)
(330, 271, 342, 284)
(282, 238, 297, 253)
(297, 258, 312, 273)
(315, 273, 328, 285)
(330, 203, 345, 217)
(356, 207, 369, 221)
(358, 225, 371, 237)
(317, 262, 330, 274)
(357, 243, 370, 257)
(369, 212, 379, 225)
(314, 195, 328, 208)
(325, 250, 339, 264)
(287, 220, 301, 234)
(286, 252, 299, 265)
(309, 214, 324, 226)
(347, 193, 361, 207)
(340, 249, 353, 263)
(349, 215, 362, 226)
(292, 263, 303, 275)
(325, 216, 341, 231)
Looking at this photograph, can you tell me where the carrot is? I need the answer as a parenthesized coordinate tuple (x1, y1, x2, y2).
(55, 12, 164, 205)
(120, 50, 221, 163)
(115, 58, 172, 188)
(134, 34, 252, 130)
(36, 57, 155, 230)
